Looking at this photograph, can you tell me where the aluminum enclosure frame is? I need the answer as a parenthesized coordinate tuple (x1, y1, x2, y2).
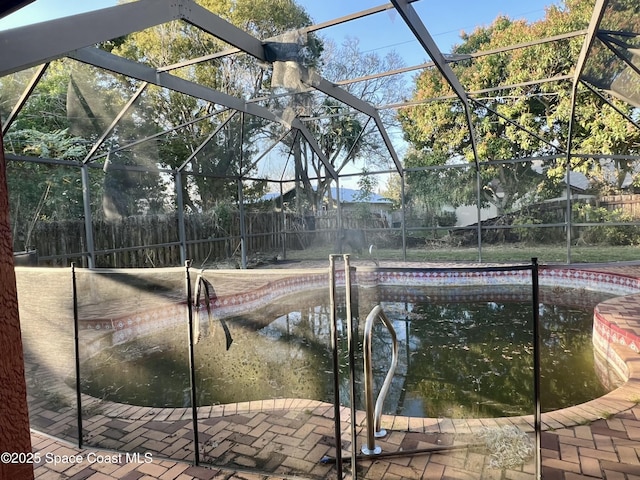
(0, 0, 639, 268)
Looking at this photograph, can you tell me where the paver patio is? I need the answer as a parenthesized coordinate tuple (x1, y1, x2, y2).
(27, 262, 640, 479)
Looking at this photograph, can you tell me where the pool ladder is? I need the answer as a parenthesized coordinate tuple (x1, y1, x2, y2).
(362, 305, 399, 455)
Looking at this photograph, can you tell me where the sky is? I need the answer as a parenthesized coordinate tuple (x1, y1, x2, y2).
(0, 0, 116, 29)
(299, 0, 562, 65)
(0, 0, 562, 65)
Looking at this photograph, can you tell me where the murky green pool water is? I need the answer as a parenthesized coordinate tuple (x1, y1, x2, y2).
(78, 285, 621, 418)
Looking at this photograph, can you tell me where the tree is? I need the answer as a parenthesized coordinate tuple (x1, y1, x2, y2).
(403, 150, 478, 224)
(2, 1, 323, 250)
(275, 37, 406, 213)
(352, 167, 379, 220)
(2, 57, 169, 242)
(4, 128, 87, 249)
(111, 0, 319, 212)
(1, 60, 96, 249)
(398, 0, 640, 212)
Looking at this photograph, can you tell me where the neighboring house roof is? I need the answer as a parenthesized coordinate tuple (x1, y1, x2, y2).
(565, 171, 590, 191)
(567, 169, 634, 191)
(330, 187, 392, 204)
(261, 191, 281, 201)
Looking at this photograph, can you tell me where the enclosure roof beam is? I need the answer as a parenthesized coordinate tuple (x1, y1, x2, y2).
(335, 30, 587, 87)
(581, 81, 640, 132)
(373, 113, 403, 175)
(0, 0, 393, 178)
(90, 110, 228, 162)
(295, 122, 338, 180)
(467, 97, 567, 154)
(572, 0, 608, 88)
(65, 47, 336, 176)
(338, 117, 371, 174)
(391, 0, 480, 168)
(572, 153, 640, 161)
(0, 0, 181, 76)
(598, 34, 640, 81)
(178, 0, 266, 60)
(312, 77, 403, 175)
(177, 111, 238, 172)
(243, 30, 583, 114)
(84, 0, 336, 179)
(390, 0, 469, 106)
(4, 153, 81, 167)
(68, 47, 280, 124)
(2, 62, 48, 135)
(303, 1, 418, 34)
(82, 82, 149, 164)
(178, 1, 418, 61)
(160, 2, 416, 72)
(180, 2, 401, 176)
(380, 75, 573, 110)
(240, 128, 293, 178)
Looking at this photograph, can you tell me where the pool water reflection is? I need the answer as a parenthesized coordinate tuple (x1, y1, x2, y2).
(378, 299, 614, 417)
(78, 286, 620, 418)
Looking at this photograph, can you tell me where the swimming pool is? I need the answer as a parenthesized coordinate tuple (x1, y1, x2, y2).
(78, 283, 619, 418)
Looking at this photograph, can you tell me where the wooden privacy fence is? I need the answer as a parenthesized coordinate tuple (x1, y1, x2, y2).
(600, 194, 640, 217)
(28, 210, 390, 267)
(32, 196, 639, 267)
(30, 211, 295, 268)
(27, 212, 390, 268)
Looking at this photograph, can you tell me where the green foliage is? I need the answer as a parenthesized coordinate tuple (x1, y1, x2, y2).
(511, 214, 558, 243)
(399, 0, 640, 204)
(404, 149, 478, 216)
(435, 211, 457, 227)
(511, 215, 543, 243)
(3, 0, 318, 230)
(353, 169, 377, 202)
(3, 59, 167, 240)
(7, 160, 85, 250)
(573, 203, 640, 245)
(209, 201, 236, 234)
(381, 174, 402, 210)
(111, 0, 318, 211)
(4, 128, 88, 249)
(5, 128, 85, 159)
(3, 62, 72, 133)
(352, 169, 378, 220)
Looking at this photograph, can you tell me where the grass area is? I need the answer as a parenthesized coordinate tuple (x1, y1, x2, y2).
(283, 243, 640, 265)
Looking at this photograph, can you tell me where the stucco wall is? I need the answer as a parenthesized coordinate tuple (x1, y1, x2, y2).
(1, 135, 33, 480)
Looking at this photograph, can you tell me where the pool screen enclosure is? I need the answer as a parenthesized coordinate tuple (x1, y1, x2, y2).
(1, 0, 640, 267)
(2, 1, 640, 478)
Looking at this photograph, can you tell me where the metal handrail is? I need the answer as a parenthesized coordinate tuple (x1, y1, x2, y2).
(362, 305, 399, 455)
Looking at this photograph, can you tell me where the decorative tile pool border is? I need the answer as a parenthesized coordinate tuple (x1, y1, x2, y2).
(82, 265, 640, 349)
(366, 266, 640, 295)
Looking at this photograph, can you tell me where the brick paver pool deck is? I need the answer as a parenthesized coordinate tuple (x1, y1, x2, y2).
(28, 261, 640, 479)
